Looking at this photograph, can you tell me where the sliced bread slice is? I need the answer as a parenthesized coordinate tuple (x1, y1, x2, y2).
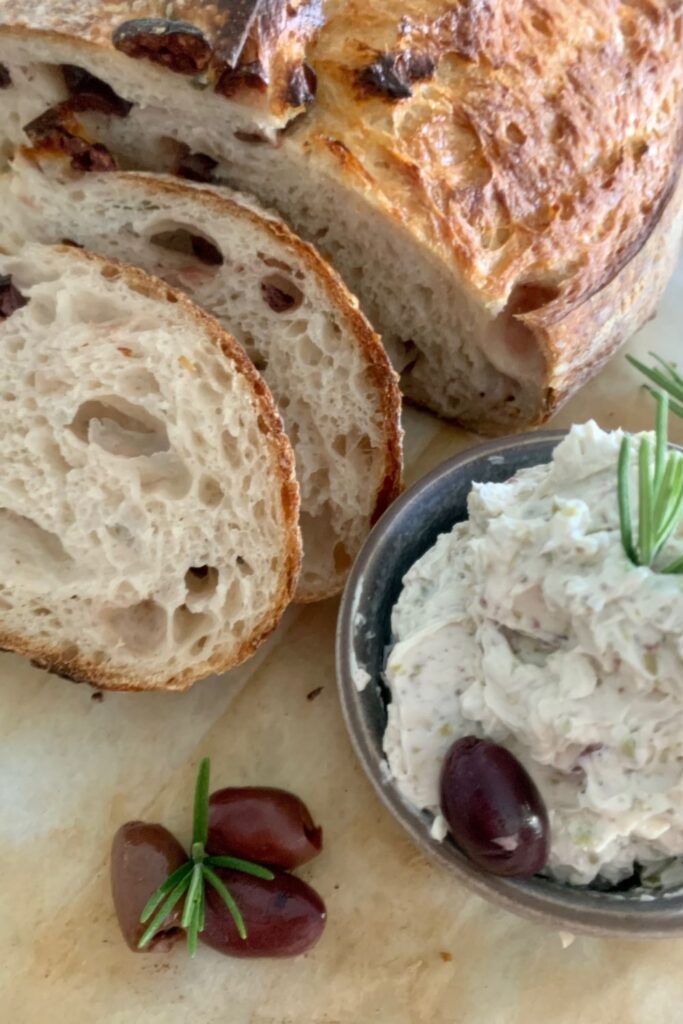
(0, 242, 301, 691)
(1, 158, 402, 600)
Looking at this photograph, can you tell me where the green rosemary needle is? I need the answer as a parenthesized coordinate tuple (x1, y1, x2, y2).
(137, 758, 275, 955)
(628, 353, 683, 420)
(618, 389, 683, 572)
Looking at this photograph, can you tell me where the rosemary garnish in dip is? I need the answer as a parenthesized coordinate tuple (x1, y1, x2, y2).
(618, 389, 683, 572)
(628, 353, 683, 419)
(138, 758, 274, 955)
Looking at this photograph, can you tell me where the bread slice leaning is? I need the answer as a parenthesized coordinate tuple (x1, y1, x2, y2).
(0, 242, 301, 691)
(1, 158, 402, 601)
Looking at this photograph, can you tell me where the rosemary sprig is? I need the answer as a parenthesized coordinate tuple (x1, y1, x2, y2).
(618, 389, 683, 572)
(627, 353, 683, 420)
(137, 758, 275, 955)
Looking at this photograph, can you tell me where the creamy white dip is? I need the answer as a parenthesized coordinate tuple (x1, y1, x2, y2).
(384, 423, 683, 885)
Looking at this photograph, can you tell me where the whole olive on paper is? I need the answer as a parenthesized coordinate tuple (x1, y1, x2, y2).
(440, 736, 550, 877)
(207, 787, 322, 869)
(111, 821, 187, 951)
(201, 867, 326, 958)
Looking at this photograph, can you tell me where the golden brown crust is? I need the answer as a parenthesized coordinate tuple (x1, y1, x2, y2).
(0, 244, 302, 692)
(0, 0, 681, 426)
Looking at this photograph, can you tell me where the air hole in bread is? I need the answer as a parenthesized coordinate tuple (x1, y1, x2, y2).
(139, 454, 192, 499)
(191, 635, 209, 655)
(0, 63, 11, 88)
(185, 565, 219, 597)
(198, 474, 224, 507)
(220, 430, 244, 471)
(357, 434, 374, 456)
(149, 224, 224, 267)
(0, 274, 28, 320)
(173, 604, 214, 645)
(0, 509, 74, 578)
(507, 282, 561, 315)
(395, 338, 419, 374)
(69, 397, 170, 457)
(234, 130, 268, 145)
(251, 353, 269, 372)
(333, 542, 353, 575)
(620, 0, 659, 23)
(530, 13, 552, 35)
(332, 435, 347, 457)
(505, 122, 526, 144)
(631, 138, 648, 163)
(258, 253, 293, 273)
(297, 335, 324, 366)
(481, 282, 557, 384)
(236, 556, 254, 577)
(176, 148, 219, 183)
(106, 599, 167, 654)
(261, 273, 304, 313)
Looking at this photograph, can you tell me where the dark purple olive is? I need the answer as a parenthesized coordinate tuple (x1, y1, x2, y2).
(201, 867, 326, 958)
(207, 787, 322, 869)
(111, 821, 187, 951)
(440, 736, 550, 878)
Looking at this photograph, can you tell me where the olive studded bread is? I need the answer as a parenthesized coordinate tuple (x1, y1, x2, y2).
(0, 242, 301, 691)
(0, 0, 681, 433)
(0, 157, 402, 601)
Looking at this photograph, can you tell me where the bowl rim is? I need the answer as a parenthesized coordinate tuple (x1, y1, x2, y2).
(336, 428, 683, 938)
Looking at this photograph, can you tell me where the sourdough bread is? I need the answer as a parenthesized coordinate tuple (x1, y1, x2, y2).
(0, 157, 402, 600)
(0, 242, 301, 691)
(0, 1, 681, 432)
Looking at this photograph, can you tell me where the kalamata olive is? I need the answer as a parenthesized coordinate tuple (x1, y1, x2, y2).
(207, 787, 322, 869)
(200, 868, 326, 958)
(111, 821, 187, 951)
(440, 736, 550, 877)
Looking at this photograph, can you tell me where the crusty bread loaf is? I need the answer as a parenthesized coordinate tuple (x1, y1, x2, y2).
(0, 242, 301, 691)
(0, 1, 681, 433)
(0, 157, 402, 601)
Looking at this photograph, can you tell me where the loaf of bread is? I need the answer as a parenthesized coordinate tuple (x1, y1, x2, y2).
(0, 156, 402, 601)
(1, 1, 681, 433)
(0, 242, 301, 691)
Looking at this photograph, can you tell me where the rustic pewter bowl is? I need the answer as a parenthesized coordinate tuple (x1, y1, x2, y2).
(336, 430, 683, 938)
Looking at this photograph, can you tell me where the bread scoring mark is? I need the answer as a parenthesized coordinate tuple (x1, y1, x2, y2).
(0, 276, 28, 319)
(357, 50, 436, 101)
(0, 62, 10, 88)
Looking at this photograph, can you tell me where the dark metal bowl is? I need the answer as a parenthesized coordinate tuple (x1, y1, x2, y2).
(336, 430, 683, 937)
